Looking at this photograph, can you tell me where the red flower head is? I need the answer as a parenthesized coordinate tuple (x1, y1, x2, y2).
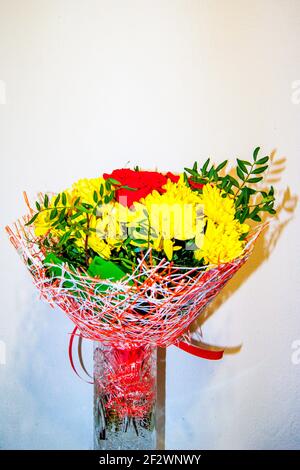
(103, 169, 179, 207)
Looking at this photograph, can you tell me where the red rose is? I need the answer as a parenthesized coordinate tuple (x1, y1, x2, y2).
(103, 169, 179, 207)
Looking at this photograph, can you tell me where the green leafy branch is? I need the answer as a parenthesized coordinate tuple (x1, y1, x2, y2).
(232, 147, 276, 223)
(184, 158, 228, 186)
(26, 179, 120, 263)
(184, 147, 276, 224)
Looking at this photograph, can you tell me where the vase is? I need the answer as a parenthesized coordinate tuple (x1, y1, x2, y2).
(94, 343, 157, 450)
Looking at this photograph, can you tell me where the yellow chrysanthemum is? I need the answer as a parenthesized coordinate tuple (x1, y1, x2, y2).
(124, 175, 204, 260)
(92, 204, 127, 250)
(201, 183, 236, 225)
(73, 215, 112, 259)
(34, 188, 81, 237)
(195, 219, 246, 265)
(143, 176, 203, 231)
(72, 177, 107, 206)
(34, 210, 53, 237)
(87, 234, 111, 259)
(192, 184, 250, 264)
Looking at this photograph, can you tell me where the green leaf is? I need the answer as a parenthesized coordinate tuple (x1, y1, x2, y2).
(228, 176, 240, 187)
(78, 218, 88, 225)
(253, 147, 260, 161)
(192, 177, 207, 184)
(237, 159, 248, 173)
(184, 168, 197, 177)
(208, 167, 217, 179)
(93, 190, 98, 203)
(50, 208, 58, 220)
(44, 194, 49, 208)
(35, 201, 41, 211)
(100, 184, 104, 197)
(70, 212, 82, 220)
(107, 178, 121, 186)
(236, 167, 245, 181)
(240, 159, 252, 166)
(240, 207, 249, 223)
(183, 172, 189, 185)
(215, 160, 228, 172)
(252, 214, 262, 222)
(58, 208, 66, 222)
(132, 239, 147, 245)
(105, 180, 111, 191)
(58, 230, 72, 246)
(250, 206, 260, 217)
(54, 194, 60, 207)
(220, 177, 229, 189)
(235, 190, 245, 207)
(252, 165, 268, 174)
(62, 192, 67, 205)
(120, 185, 137, 191)
(106, 192, 115, 203)
(25, 212, 39, 226)
(255, 156, 269, 165)
(202, 158, 210, 174)
(77, 205, 91, 213)
(247, 177, 263, 183)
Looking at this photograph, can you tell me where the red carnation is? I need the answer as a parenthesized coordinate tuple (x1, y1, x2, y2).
(103, 169, 180, 207)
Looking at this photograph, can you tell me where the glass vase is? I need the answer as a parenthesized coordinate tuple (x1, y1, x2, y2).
(94, 343, 157, 450)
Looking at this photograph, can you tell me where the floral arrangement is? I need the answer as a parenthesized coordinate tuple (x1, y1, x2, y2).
(6, 147, 276, 449)
(25, 147, 275, 270)
(6, 146, 276, 348)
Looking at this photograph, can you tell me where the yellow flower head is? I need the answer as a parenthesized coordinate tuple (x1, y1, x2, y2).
(194, 184, 250, 264)
(201, 184, 236, 225)
(92, 205, 126, 250)
(72, 177, 106, 206)
(34, 193, 70, 237)
(195, 219, 246, 265)
(34, 210, 52, 237)
(126, 175, 204, 260)
(87, 234, 111, 259)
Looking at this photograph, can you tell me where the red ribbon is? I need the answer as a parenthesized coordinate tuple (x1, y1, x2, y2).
(68, 326, 224, 383)
(175, 340, 224, 360)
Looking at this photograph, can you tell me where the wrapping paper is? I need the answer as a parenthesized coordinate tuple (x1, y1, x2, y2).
(6, 212, 262, 350)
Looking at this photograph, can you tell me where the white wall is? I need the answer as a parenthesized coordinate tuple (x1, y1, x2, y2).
(0, 0, 300, 449)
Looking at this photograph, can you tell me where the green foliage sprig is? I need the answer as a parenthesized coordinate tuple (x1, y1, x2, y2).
(184, 147, 276, 224)
(25, 178, 125, 266)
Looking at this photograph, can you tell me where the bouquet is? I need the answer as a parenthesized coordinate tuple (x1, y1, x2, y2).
(6, 147, 276, 450)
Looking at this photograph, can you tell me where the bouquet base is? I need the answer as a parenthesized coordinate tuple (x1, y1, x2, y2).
(94, 343, 157, 450)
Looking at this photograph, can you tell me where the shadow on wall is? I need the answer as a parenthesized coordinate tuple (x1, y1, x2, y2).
(192, 149, 298, 354)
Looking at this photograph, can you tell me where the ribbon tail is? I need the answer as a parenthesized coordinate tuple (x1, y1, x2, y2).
(176, 339, 224, 360)
(68, 326, 93, 383)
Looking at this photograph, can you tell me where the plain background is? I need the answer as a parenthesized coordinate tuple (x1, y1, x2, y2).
(0, 0, 300, 449)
